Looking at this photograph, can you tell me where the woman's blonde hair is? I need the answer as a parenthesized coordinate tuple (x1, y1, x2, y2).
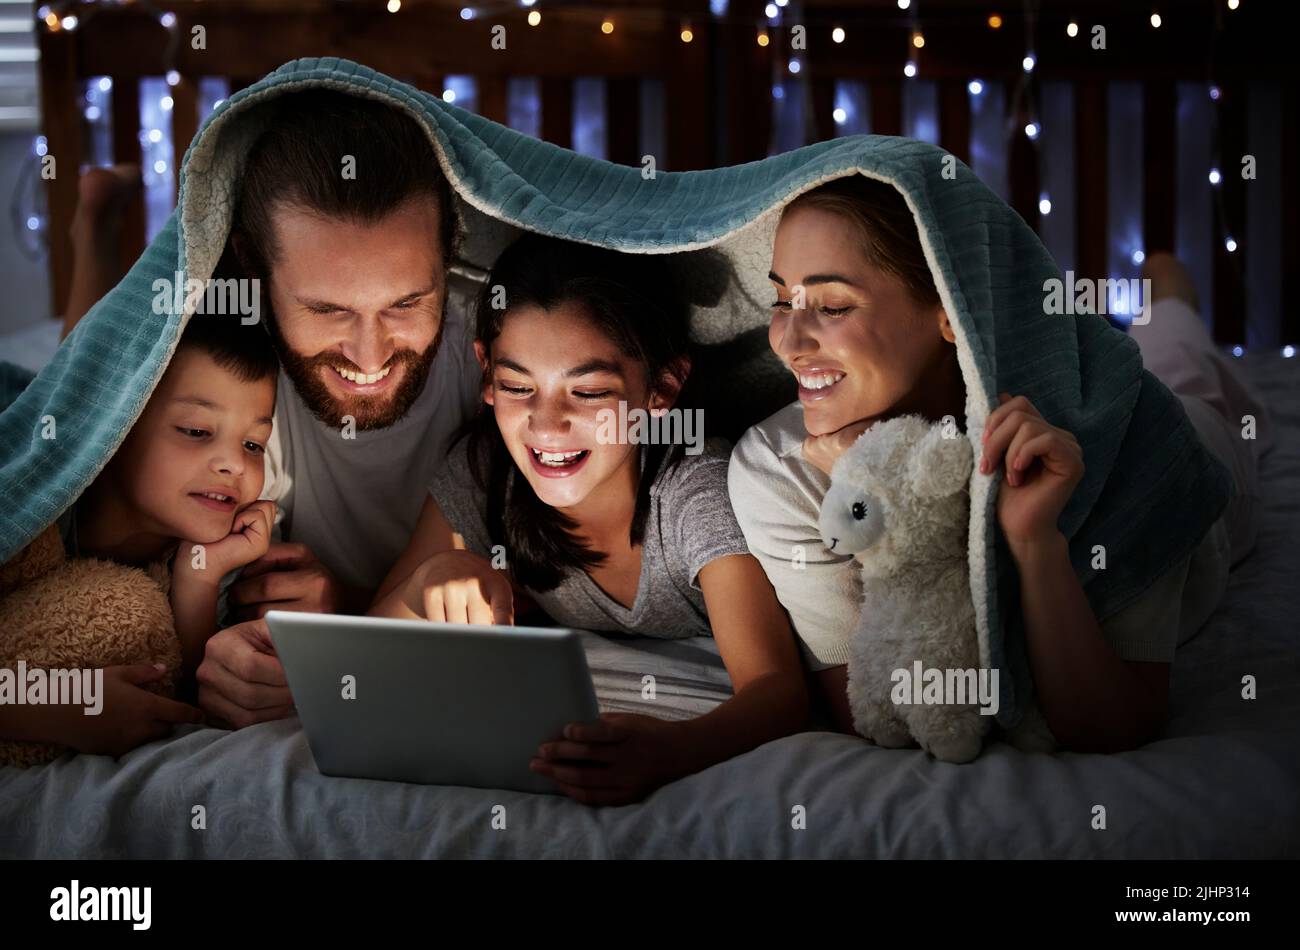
(784, 175, 941, 309)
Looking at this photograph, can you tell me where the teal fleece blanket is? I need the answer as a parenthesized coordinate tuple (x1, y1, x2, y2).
(0, 57, 1230, 727)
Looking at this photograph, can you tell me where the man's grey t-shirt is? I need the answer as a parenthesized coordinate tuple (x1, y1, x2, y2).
(428, 434, 749, 639)
(261, 281, 483, 595)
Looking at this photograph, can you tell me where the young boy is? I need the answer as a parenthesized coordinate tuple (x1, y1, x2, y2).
(0, 309, 278, 757)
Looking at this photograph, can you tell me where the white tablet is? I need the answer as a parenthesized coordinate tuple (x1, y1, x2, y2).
(265, 610, 600, 794)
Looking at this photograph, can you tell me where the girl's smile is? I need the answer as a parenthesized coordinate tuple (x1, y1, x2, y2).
(527, 446, 592, 477)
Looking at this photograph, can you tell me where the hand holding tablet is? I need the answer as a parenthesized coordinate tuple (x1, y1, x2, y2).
(265, 611, 599, 794)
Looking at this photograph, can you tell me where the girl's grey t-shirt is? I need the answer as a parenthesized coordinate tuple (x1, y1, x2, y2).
(428, 435, 749, 639)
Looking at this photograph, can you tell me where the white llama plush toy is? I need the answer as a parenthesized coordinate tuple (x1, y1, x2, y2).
(818, 414, 991, 763)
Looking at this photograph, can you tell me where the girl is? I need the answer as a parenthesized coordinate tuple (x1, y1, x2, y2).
(727, 174, 1271, 753)
(371, 233, 809, 804)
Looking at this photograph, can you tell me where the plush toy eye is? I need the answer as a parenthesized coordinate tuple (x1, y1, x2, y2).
(851, 501, 868, 521)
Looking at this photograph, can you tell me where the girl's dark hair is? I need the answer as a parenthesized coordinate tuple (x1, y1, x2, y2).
(467, 233, 693, 592)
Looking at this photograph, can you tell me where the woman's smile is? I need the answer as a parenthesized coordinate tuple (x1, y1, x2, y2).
(795, 366, 848, 402)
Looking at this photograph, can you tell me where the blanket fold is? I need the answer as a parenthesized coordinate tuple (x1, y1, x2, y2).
(0, 57, 1231, 726)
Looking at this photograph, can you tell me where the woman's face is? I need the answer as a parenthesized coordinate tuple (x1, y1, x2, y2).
(478, 302, 671, 514)
(768, 204, 958, 437)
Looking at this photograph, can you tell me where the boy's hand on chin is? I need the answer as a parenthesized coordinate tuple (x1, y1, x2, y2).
(176, 500, 276, 584)
(530, 713, 686, 806)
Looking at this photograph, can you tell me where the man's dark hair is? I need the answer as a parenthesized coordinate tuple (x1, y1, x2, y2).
(231, 89, 459, 278)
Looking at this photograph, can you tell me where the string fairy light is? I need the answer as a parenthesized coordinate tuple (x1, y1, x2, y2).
(23, 0, 187, 252)
(20, 0, 1287, 356)
(904, 0, 921, 79)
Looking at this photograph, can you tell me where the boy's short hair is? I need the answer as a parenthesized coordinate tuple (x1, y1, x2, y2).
(175, 244, 279, 382)
(176, 305, 279, 384)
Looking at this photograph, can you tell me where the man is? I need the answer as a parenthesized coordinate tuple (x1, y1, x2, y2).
(195, 90, 482, 727)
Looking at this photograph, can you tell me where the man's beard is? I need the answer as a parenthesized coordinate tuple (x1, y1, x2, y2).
(268, 319, 443, 432)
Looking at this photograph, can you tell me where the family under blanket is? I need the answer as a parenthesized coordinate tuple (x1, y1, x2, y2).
(0, 89, 1274, 805)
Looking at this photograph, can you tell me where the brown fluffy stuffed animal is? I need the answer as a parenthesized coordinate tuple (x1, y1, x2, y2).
(0, 522, 180, 767)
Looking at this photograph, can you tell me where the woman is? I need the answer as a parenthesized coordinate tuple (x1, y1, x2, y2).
(727, 174, 1271, 753)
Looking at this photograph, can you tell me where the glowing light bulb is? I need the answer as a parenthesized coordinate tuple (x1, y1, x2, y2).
(832, 27, 845, 44)
(904, 61, 917, 78)
(968, 80, 984, 96)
